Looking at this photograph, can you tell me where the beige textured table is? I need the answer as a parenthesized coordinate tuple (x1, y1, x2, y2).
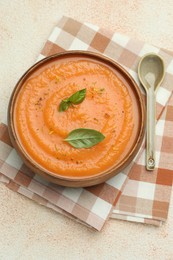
(0, 1, 173, 259)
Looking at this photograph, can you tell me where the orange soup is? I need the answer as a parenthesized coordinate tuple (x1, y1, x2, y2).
(14, 55, 140, 177)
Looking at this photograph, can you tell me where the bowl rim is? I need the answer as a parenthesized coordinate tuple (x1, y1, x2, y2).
(8, 50, 145, 187)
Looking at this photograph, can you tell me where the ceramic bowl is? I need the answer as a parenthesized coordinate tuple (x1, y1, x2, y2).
(8, 51, 145, 187)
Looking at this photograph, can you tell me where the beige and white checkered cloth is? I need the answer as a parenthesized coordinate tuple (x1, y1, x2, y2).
(0, 16, 173, 231)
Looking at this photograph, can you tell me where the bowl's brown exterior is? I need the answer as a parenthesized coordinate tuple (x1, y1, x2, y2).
(8, 51, 145, 187)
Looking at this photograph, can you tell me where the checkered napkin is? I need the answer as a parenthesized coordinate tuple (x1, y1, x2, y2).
(0, 16, 173, 230)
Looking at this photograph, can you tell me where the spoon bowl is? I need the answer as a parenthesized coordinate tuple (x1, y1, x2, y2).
(138, 53, 165, 170)
(138, 53, 165, 91)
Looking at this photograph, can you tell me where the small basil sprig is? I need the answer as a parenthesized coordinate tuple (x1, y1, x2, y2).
(59, 88, 86, 112)
(64, 128, 105, 148)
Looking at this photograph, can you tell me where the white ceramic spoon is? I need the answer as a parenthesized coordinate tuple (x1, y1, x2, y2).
(138, 53, 165, 170)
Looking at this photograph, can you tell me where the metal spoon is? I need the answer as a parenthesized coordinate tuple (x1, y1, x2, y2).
(138, 53, 165, 170)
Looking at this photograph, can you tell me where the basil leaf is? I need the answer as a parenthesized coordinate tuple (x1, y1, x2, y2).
(64, 128, 105, 148)
(58, 88, 86, 112)
(69, 88, 86, 104)
(59, 100, 71, 112)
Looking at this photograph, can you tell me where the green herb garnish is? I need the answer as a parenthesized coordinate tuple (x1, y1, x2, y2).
(59, 88, 86, 112)
(59, 100, 71, 112)
(64, 128, 105, 148)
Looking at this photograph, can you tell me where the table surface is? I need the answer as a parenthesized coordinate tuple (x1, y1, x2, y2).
(0, 1, 173, 259)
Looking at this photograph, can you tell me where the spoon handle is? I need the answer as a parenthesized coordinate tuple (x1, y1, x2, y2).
(146, 88, 156, 170)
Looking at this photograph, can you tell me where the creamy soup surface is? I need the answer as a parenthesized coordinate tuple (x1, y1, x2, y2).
(14, 57, 139, 177)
